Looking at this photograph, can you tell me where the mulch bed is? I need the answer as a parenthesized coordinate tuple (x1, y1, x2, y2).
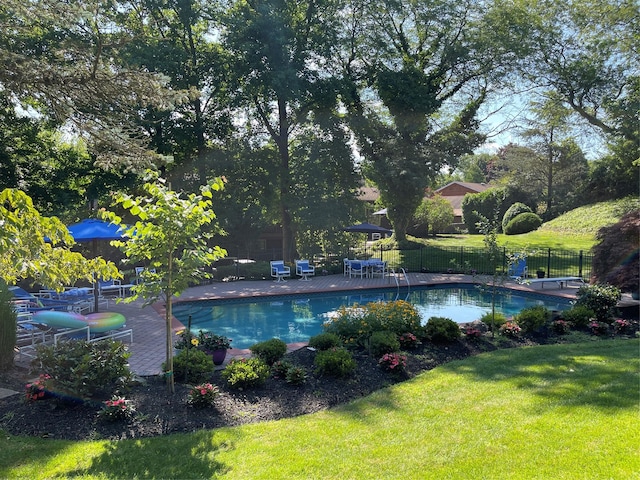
(0, 333, 607, 441)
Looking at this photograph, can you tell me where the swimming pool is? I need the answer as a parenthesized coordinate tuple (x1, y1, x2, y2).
(172, 285, 572, 349)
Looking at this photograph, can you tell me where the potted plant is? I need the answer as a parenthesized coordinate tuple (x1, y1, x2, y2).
(197, 331, 232, 365)
(536, 269, 545, 278)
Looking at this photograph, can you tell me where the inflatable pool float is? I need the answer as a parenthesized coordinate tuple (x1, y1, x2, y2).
(32, 311, 126, 333)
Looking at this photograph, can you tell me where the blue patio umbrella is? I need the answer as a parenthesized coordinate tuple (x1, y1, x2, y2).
(67, 219, 128, 312)
(343, 222, 392, 235)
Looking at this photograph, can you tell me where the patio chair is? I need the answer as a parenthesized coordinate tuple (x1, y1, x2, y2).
(270, 261, 291, 282)
(369, 260, 387, 279)
(343, 258, 352, 276)
(295, 260, 315, 281)
(349, 261, 367, 279)
(508, 257, 528, 282)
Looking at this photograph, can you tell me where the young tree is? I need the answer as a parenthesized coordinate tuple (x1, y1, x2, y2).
(414, 195, 454, 237)
(103, 175, 226, 393)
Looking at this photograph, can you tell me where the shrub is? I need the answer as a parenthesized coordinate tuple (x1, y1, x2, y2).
(249, 338, 287, 365)
(33, 339, 132, 399)
(314, 347, 356, 378)
(171, 348, 214, 384)
(575, 284, 622, 322)
(271, 359, 293, 379)
(323, 304, 369, 347)
(284, 366, 307, 385)
(480, 312, 507, 329)
(504, 212, 543, 235)
(464, 326, 483, 338)
(424, 317, 461, 343)
(308, 332, 342, 350)
(562, 305, 595, 328)
(222, 357, 270, 389)
(97, 396, 136, 422)
(500, 321, 522, 337)
(514, 306, 550, 333)
(502, 202, 533, 231)
(25, 374, 52, 401)
(612, 318, 632, 335)
(378, 353, 407, 373)
(588, 321, 609, 336)
(369, 330, 400, 357)
(187, 383, 219, 408)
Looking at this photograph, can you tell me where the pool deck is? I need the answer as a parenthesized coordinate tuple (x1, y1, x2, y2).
(82, 272, 586, 377)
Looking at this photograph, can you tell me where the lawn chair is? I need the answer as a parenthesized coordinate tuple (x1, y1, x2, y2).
(295, 260, 315, 281)
(508, 257, 528, 282)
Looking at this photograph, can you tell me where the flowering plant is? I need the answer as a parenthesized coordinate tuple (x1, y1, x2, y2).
(551, 319, 571, 335)
(589, 320, 609, 336)
(174, 329, 199, 349)
(464, 327, 483, 338)
(499, 321, 521, 338)
(197, 331, 232, 351)
(398, 332, 419, 349)
(378, 353, 407, 372)
(98, 396, 136, 421)
(613, 318, 631, 334)
(25, 374, 51, 402)
(187, 383, 219, 408)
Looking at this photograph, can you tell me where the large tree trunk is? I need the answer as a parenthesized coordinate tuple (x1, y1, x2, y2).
(276, 97, 297, 262)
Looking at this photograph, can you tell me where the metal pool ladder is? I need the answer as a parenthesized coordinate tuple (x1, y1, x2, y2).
(390, 267, 410, 300)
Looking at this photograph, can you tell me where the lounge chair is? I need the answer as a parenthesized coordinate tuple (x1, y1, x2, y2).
(270, 261, 291, 282)
(295, 260, 315, 281)
(508, 257, 528, 282)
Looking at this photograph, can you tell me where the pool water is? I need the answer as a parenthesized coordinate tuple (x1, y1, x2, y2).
(172, 285, 571, 349)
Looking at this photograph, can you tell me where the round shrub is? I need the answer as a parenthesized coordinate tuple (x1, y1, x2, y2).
(271, 359, 293, 379)
(561, 305, 595, 328)
(249, 338, 287, 365)
(171, 348, 214, 384)
(222, 357, 270, 389)
(504, 212, 543, 235)
(502, 202, 533, 231)
(308, 332, 342, 350)
(369, 330, 400, 357)
(424, 317, 461, 343)
(314, 347, 356, 378)
(284, 366, 307, 385)
(575, 283, 622, 322)
(479, 312, 507, 328)
(514, 305, 550, 333)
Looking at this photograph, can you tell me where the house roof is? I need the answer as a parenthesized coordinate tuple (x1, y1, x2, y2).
(357, 186, 380, 202)
(434, 181, 489, 195)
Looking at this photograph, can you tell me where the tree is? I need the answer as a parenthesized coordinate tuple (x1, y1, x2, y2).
(414, 195, 454, 237)
(0, 188, 119, 290)
(103, 175, 226, 393)
(342, 0, 494, 242)
(222, 0, 352, 261)
(0, 0, 184, 169)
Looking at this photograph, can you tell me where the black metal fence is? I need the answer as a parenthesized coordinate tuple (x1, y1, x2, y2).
(217, 245, 592, 281)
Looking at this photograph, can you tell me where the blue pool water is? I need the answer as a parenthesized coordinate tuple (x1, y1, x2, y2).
(172, 285, 572, 349)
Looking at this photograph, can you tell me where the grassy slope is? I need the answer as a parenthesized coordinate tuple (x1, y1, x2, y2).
(424, 197, 639, 252)
(1, 339, 638, 479)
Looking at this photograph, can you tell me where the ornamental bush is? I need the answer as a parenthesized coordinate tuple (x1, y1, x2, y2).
(249, 338, 287, 365)
(514, 306, 550, 333)
(502, 202, 533, 231)
(314, 347, 356, 378)
(187, 383, 219, 408)
(369, 330, 400, 357)
(34, 339, 132, 399)
(424, 317, 461, 343)
(562, 305, 595, 328)
(504, 212, 543, 235)
(308, 332, 342, 350)
(575, 283, 622, 322)
(171, 348, 214, 384)
(222, 357, 270, 389)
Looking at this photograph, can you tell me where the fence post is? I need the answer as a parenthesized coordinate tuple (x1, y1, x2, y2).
(578, 250, 583, 278)
(420, 246, 423, 272)
(546, 248, 551, 277)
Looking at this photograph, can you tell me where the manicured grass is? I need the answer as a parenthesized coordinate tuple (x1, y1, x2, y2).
(2, 339, 638, 479)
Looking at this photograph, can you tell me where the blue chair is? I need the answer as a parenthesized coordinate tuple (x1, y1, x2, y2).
(270, 261, 291, 282)
(349, 261, 367, 279)
(295, 260, 315, 281)
(508, 257, 528, 281)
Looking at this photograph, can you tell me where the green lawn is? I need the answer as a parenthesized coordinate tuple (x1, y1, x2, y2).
(2, 339, 638, 479)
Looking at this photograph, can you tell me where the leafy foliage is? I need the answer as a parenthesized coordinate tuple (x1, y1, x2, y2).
(33, 340, 132, 399)
(561, 305, 595, 329)
(502, 202, 533, 231)
(171, 348, 214, 384)
(575, 284, 622, 322)
(369, 331, 400, 358)
(222, 358, 270, 389)
(424, 317, 461, 343)
(249, 338, 287, 366)
(314, 348, 356, 378)
(514, 306, 550, 333)
(308, 333, 342, 351)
